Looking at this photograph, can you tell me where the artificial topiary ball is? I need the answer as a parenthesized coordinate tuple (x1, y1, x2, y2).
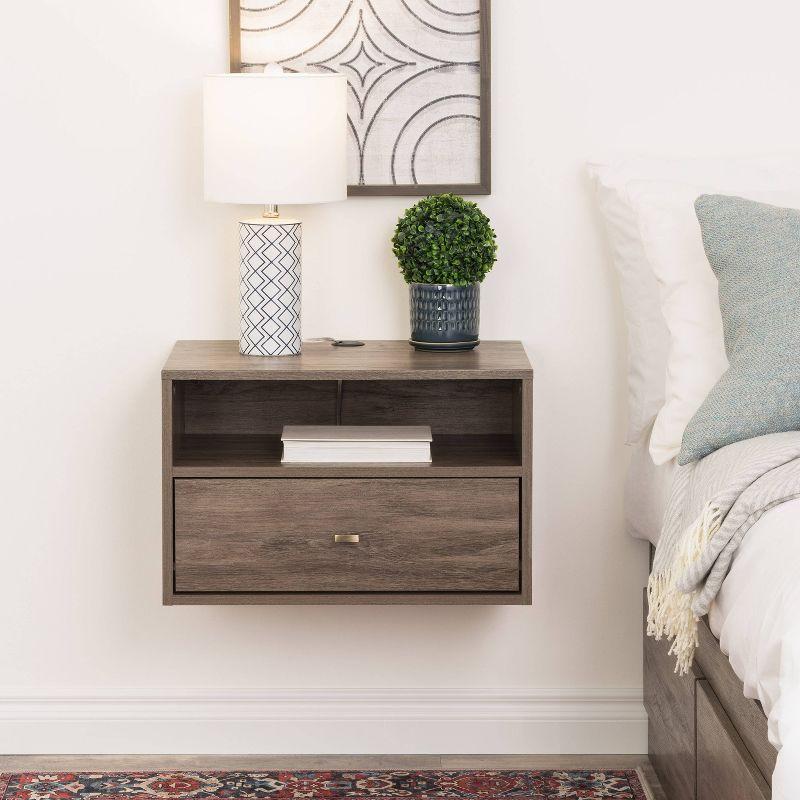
(391, 194, 497, 286)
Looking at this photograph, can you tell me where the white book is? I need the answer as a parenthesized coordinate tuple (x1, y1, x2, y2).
(281, 425, 432, 463)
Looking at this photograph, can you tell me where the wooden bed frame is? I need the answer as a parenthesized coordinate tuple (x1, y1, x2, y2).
(643, 589, 777, 799)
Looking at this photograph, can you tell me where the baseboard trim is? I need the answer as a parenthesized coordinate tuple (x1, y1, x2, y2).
(0, 688, 646, 754)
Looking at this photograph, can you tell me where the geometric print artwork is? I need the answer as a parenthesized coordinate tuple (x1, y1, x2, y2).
(239, 221, 302, 356)
(232, 0, 489, 194)
(0, 769, 651, 799)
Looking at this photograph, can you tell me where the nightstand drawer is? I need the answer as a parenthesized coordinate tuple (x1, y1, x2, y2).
(174, 478, 520, 593)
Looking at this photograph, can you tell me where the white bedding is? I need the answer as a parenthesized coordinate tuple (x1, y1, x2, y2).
(624, 431, 674, 544)
(707, 497, 800, 799)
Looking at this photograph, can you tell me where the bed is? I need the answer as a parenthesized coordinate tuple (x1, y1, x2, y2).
(633, 430, 800, 799)
(590, 156, 800, 799)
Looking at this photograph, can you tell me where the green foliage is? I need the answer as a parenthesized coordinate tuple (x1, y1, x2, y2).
(391, 194, 498, 285)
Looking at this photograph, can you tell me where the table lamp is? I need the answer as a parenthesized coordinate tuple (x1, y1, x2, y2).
(203, 67, 347, 356)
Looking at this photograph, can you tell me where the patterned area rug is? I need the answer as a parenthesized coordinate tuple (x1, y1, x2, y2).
(0, 770, 649, 800)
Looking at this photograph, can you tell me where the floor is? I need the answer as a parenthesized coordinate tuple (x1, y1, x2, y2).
(0, 756, 665, 799)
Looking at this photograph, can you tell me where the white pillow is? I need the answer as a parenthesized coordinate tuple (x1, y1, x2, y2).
(589, 160, 670, 444)
(625, 180, 727, 463)
(629, 179, 800, 464)
(590, 155, 800, 453)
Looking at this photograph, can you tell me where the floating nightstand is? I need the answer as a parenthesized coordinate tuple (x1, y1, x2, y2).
(162, 340, 532, 605)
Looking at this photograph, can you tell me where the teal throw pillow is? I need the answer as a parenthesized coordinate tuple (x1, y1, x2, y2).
(679, 194, 800, 463)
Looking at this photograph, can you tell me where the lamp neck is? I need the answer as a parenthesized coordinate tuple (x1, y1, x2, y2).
(262, 204, 279, 219)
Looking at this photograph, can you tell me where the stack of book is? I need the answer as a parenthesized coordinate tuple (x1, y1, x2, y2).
(281, 425, 432, 463)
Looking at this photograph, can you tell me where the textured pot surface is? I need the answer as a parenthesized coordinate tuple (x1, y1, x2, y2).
(409, 283, 480, 351)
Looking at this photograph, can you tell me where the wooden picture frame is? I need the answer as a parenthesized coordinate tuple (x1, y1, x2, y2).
(229, 0, 491, 197)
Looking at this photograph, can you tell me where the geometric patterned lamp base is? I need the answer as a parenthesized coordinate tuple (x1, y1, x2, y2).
(239, 219, 302, 356)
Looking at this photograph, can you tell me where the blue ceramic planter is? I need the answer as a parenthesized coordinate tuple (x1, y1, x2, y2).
(409, 283, 480, 351)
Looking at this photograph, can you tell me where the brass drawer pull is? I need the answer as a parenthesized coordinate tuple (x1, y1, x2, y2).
(334, 534, 360, 544)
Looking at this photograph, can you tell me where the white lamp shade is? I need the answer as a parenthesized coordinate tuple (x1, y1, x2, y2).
(203, 72, 347, 205)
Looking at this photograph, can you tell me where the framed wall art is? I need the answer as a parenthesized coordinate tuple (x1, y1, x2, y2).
(229, 0, 491, 196)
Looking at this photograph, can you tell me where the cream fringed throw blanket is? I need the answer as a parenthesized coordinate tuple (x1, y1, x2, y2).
(648, 432, 800, 675)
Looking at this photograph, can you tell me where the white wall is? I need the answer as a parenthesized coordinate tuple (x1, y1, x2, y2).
(2, 0, 800, 754)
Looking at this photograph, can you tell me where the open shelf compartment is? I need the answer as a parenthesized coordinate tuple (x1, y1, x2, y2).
(170, 378, 524, 476)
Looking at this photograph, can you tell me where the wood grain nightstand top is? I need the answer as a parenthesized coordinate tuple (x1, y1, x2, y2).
(162, 340, 533, 381)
